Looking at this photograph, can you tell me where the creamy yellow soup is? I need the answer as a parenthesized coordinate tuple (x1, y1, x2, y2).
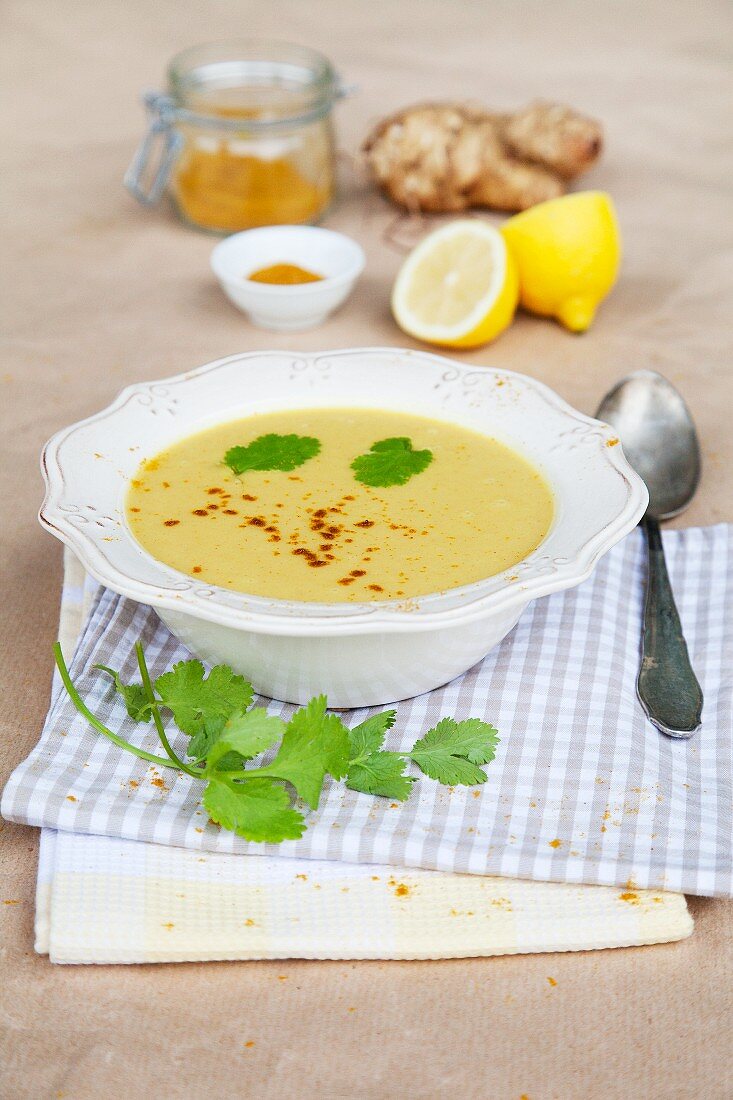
(126, 408, 553, 602)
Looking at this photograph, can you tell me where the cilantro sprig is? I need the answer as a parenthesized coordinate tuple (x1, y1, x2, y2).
(350, 437, 433, 487)
(54, 642, 499, 844)
(224, 433, 320, 477)
(345, 713, 499, 797)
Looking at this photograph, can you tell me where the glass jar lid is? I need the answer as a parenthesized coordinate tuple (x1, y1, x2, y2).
(166, 40, 343, 131)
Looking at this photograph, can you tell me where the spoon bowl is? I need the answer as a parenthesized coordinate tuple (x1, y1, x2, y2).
(596, 370, 703, 738)
(596, 370, 701, 519)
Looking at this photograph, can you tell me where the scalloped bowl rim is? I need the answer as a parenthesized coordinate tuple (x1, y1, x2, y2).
(39, 348, 648, 637)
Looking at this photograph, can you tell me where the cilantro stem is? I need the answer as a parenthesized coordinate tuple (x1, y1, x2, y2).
(347, 751, 370, 767)
(134, 642, 202, 779)
(217, 769, 263, 779)
(243, 762, 281, 780)
(53, 642, 175, 770)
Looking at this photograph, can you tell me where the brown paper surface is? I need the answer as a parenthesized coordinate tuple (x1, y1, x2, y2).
(1, 1, 732, 1096)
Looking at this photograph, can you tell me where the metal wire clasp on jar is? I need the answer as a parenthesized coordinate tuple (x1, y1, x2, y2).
(125, 40, 350, 234)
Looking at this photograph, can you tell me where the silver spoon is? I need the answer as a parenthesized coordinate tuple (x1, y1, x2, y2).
(596, 370, 703, 737)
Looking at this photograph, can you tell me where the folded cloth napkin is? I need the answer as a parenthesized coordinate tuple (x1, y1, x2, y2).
(4, 527, 731, 910)
(36, 827, 692, 964)
(30, 552, 692, 963)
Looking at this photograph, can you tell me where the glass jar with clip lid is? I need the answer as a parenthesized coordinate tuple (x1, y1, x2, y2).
(125, 41, 347, 234)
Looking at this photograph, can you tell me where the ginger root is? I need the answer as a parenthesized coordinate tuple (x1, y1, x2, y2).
(363, 100, 602, 214)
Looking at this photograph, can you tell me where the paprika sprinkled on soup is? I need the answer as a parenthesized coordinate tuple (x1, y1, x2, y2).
(126, 408, 553, 602)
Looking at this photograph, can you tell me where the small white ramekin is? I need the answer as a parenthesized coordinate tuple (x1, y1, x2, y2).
(39, 348, 647, 707)
(210, 225, 365, 331)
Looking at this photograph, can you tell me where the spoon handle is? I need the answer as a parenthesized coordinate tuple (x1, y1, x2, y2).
(637, 517, 703, 737)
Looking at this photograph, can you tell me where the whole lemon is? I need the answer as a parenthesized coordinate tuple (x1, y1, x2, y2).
(501, 191, 621, 333)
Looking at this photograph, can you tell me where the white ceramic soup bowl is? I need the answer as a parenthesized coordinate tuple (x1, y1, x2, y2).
(40, 348, 647, 707)
(210, 226, 365, 331)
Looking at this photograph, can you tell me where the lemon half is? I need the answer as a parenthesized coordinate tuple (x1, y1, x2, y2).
(391, 220, 519, 348)
(502, 191, 621, 333)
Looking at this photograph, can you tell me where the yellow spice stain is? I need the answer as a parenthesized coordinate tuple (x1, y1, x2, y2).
(244, 1040, 256, 1048)
(244, 919, 256, 927)
(161, 922, 175, 930)
(3, 899, 20, 906)
(388, 877, 413, 898)
(547, 977, 557, 987)
(548, 838, 562, 849)
(606, 438, 620, 447)
(619, 892, 639, 904)
(66, 795, 77, 802)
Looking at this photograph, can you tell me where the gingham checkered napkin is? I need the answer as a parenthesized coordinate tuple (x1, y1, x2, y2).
(4, 525, 732, 897)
